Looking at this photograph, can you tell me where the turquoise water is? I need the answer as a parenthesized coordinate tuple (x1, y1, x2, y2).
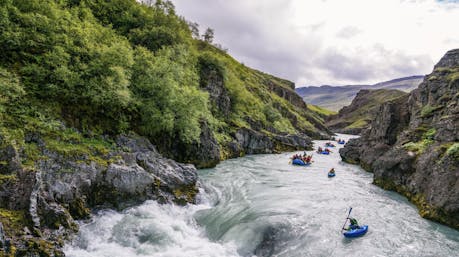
(65, 134, 459, 257)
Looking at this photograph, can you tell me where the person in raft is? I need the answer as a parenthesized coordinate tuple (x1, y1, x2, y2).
(329, 168, 335, 174)
(317, 147, 323, 152)
(324, 148, 331, 153)
(344, 217, 360, 230)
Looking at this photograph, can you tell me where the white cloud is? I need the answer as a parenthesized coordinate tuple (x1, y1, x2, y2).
(171, 0, 459, 86)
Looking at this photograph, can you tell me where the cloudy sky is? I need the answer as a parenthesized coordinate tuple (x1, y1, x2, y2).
(171, 0, 459, 87)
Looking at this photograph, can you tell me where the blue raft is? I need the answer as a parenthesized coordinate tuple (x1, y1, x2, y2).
(320, 151, 330, 155)
(292, 159, 310, 166)
(328, 172, 335, 177)
(343, 225, 368, 238)
(338, 141, 345, 145)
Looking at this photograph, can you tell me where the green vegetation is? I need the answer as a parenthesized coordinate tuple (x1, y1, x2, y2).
(307, 105, 336, 116)
(446, 143, 459, 159)
(433, 67, 459, 86)
(346, 119, 367, 129)
(403, 128, 436, 154)
(0, 0, 325, 169)
(307, 104, 336, 123)
(326, 89, 405, 133)
(0, 208, 26, 237)
(421, 104, 443, 118)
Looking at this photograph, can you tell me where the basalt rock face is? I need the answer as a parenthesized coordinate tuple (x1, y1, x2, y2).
(262, 76, 306, 109)
(340, 49, 459, 229)
(326, 89, 407, 135)
(0, 133, 198, 256)
(226, 128, 313, 158)
(187, 58, 324, 167)
(166, 121, 221, 169)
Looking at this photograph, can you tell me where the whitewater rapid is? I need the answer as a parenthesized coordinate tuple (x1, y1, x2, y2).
(65, 134, 459, 257)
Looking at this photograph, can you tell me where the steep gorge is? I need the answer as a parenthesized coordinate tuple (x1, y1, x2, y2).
(0, 0, 331, 255)
(340, 49, 459, 229)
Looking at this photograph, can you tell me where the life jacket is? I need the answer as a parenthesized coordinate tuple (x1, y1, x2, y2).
(349, 218, 358, 225)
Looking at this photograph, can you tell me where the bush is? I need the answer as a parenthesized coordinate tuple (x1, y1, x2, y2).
(446, 143, 459, 159)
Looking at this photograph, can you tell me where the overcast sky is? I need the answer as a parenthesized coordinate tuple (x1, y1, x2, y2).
(171, 0, 459, 87)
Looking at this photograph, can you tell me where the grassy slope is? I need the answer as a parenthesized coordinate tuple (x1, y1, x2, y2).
(196, 43, 327, 152)
(0, 0, 329, 170)
(306, 104, 337, 123)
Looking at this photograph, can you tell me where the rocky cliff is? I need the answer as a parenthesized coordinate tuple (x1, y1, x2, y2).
(326, 89, 407, 134)
(340, 49, 459, 229)
(0, 131, 198, 256)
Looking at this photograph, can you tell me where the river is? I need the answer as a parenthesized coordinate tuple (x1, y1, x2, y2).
(64, 134, 459, 257)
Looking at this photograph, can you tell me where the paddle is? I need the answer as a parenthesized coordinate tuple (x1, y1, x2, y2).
(341, 207, 352, 232)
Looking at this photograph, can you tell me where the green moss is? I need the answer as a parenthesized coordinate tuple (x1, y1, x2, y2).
(403, 140, 431, 153)
(421, 104, 443, 118)
(446, 143, 459, 159)
(68, 198, 90, 220)
(21, 143, 43, 169)
(374, 177, 457, 229)
(172, 184, 199, 205)
(447, 71, 459, 85)
(0, 208, 26, 238)
(0, 174, 17, 184)
(345, 119, 368, 129)
(404, 128, 436, 153)
(424, 128, 436, 140)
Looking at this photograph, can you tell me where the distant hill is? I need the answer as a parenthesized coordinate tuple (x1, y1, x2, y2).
(296, 75, 424, 111)
(325, 89, 407, 134)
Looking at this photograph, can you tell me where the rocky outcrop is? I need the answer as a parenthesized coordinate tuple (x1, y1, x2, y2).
(226, 128, 313, 158)
(165, 121, 221, 169)
(176, 54, 330, 168)
(198, 56, 231, 117)
(0, 133, 198, 256)
(261, 75, 306, 109)
(326, 89, 407, 135)
(340, 49, 459, 229)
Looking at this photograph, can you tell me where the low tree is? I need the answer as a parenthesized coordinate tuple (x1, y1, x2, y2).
(203, 27, 214, 43)
(188, 22, 200, 39)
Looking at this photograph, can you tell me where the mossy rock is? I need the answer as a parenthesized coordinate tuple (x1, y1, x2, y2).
(67, 198, 90, 220)
(0, 209, 26, 238)
(172, 184, 199, 205)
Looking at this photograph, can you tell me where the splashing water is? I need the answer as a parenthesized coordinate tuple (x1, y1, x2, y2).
(65, 134, 459, 257)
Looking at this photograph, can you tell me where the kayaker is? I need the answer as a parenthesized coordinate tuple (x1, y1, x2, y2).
(344, 217, 360, 230)
(329, 168, 335, 174)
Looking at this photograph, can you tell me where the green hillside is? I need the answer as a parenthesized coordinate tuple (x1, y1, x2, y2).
(0, 0, 329, 169)
(326, 89, 407, 134)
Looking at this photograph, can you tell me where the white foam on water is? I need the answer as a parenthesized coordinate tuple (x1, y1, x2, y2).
(64, 200, 241, 257)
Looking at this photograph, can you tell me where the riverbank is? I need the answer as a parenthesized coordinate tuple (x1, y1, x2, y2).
(65, 135, 459, 257)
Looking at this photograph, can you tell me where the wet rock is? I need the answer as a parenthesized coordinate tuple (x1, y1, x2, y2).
(163, 121, 221, 169)
(0, 133, 199, 254)
(228, 128, 313, 157)
(340, 49, 459, 229)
